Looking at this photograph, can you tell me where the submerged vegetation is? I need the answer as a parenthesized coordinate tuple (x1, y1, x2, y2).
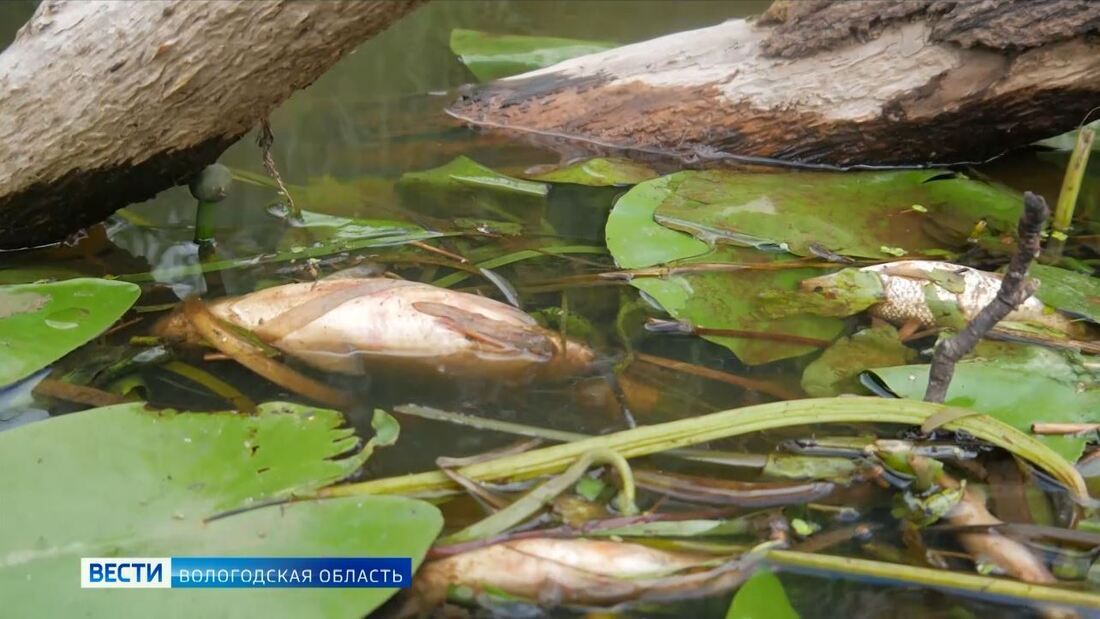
(3, 9, 1100, 619)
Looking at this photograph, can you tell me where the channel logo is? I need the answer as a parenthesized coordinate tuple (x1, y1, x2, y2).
(81, 557, 412, 589)
(81, 558, 170, 589)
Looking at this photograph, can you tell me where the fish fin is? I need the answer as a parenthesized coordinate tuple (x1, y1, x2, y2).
(897, 319, 923, 341)
(413, 301, 554, 358)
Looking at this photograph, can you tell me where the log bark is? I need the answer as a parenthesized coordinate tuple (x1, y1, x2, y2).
(448, 1, 1100, 170)
(0, 0, 423, 250)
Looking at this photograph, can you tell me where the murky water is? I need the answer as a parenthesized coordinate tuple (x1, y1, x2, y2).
(3, 2, 1097, 617)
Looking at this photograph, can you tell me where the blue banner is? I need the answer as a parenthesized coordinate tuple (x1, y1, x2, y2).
(170, 557, 412, 588)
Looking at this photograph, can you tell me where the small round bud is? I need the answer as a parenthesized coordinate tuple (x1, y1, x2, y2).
(189, 164, 233, 202)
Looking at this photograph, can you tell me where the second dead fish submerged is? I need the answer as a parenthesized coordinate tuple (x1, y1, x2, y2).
(155, 278, 594, 380)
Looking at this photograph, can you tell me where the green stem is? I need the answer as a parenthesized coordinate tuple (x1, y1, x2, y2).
(391, 404, 768, 468)
(193, 200, 216, 244)
(768, 549, 1100, 610)
(323, 397, 1084, 500)
(1047, 127, 1095, 259)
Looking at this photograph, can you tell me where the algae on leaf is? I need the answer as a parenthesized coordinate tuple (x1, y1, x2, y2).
(0, 278, 140, 387)
(450, 29, 616, 82)
(0, 402, 442, 618)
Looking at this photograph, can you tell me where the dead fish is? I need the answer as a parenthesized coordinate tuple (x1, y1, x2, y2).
(801, 260, 1087, 338)
(155, 278, 594, 381)
(407, 538, 721, 611)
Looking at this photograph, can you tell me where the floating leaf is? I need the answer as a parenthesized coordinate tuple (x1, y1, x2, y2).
(0, 278, 139, 387)
(760, 268, 884, 319)
(870, 363, 1098, 462)
(1035, 120, 1100, 152)
(450, 29, 616, 82)
(525, 158, 658, 187)
(0, 402, 442, 617)
(725, 569, 799, 619)
(801, 326, 916, 397)
(397, 156, 548, 221)
(648, 170, 1021, 259)
(607, 174, 844, 364)
(280, 210, 441, 251)
(1030, 264, 1100, 324)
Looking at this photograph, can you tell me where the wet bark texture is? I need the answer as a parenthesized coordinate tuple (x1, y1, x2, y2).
(449, 0, 1100, 170)
(0, 0, 423, 249)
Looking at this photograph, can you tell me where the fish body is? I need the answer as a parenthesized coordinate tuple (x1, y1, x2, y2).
(410, 538, 714, 609)
(802, 260, 1084, 336)
(156, 279, 593, 380)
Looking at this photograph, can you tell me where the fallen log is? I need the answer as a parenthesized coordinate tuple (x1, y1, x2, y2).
(448, 0, 1100, 170)
(0, 0, 422, 249)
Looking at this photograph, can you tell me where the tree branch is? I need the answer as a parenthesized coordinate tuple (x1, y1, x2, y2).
(924, 192, 1050, 403)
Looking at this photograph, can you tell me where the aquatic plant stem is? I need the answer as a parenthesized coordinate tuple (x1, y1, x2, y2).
(924, 192, 1049, 403)
(768, 549, 1100, 610)
(390, 404, 767, 468)
(322, 397, 1085, 501)
(1046, 127, 1095, 260)
(193, 201, 217, 244)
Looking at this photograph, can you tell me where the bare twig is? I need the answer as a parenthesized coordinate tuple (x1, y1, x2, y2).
(633, 352, 801, 400)
(1031, 423, 1100, 437)
(257, 118, 297, 218)
(924, 192, 1050, 403)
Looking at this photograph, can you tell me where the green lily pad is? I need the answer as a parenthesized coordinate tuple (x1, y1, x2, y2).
(802, 326, 916, 397)
(726, 569, 799, 619)
(525, 158, 658, 187)
(0, 278, 140, 387)
(450, 29, 616, 82)
(608, 174, 844, 365)
(649, 170, 1022, 259)
(0, 402, 442, 618)
(870, 362, 1098, 462)
(1030, 264, 1100, 324)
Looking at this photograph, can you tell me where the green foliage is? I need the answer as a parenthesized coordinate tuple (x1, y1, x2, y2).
(397, 156, 548, 222)
(0, 278, 139, 386)
(871, 357, 1099, 462)
(725, 570, 800, 619)
(607, 174, 844, 365)
(525, 157, 658, 187)
(801, 326, 915, 397)
(649, 170, 1021, 259)
(449, 29, 616, 81)
(279, 210, 440, 251)
(1031, 264, 1100, 323)
(0, 402, 442, 618)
